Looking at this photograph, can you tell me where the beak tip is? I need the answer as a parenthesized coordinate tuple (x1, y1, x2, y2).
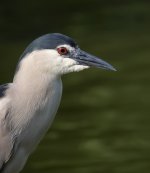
(110, 66, 117, 71)
(101, 63, 117, 71)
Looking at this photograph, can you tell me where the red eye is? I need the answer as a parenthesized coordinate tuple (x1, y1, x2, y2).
(57, 47, 68, 55)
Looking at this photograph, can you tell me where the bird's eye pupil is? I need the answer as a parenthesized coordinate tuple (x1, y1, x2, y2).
(57, 47, 68, 55)
(61, 48, 65, 53)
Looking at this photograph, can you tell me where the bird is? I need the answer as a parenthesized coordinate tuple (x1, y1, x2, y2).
(0, 33, 116, 173)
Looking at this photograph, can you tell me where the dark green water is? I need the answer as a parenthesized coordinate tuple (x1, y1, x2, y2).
(0, 1, 150, 173)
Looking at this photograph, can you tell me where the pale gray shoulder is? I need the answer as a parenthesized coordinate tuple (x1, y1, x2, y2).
(0, 86, 16, 171)
(0, 131, 15, 171)
(0, 116, 16, 172)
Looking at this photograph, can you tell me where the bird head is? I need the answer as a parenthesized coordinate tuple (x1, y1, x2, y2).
(17, 33, 116, 76)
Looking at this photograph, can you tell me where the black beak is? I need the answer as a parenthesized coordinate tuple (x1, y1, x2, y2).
(74, 49, 116, 71)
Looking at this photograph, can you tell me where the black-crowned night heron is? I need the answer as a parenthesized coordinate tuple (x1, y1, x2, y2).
(0, 33, 116, 173)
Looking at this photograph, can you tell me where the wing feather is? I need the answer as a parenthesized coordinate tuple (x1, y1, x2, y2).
(0, 84, 9, 99)
(0, 84, 15, 171)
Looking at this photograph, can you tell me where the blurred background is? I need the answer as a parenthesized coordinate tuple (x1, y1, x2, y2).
(0, 0, 150, 172)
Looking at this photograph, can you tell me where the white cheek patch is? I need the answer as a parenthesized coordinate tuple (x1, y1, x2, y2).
(61, 64, 89, 74)
(62, 58, 77, 67)
(73, 65, 89, 71)
(68, 65, 89, 73)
